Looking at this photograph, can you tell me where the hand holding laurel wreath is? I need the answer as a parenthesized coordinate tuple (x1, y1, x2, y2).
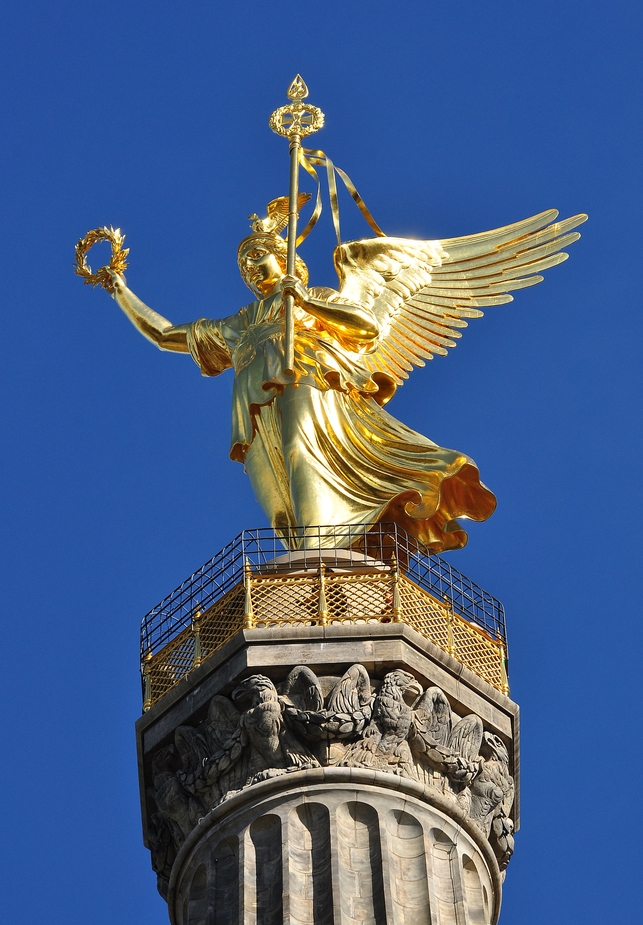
(74, 226, 129, 293)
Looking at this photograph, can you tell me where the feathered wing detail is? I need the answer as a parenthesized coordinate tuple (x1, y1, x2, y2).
(333, 210, 587, 385)
(482, 732, 514, 814)
(175, 694, 240, 787)
(501, 777, 515, 818)
(281, 665, 324, 712)
(174, 725, 209, 778)
(326, 664, 373, 715)
(251, 193, 312, 234)
(414, 686, 453, 746)
(449, 714, 484, 762)
(203, 695, 241, 753)
(197, 696, 246, 798)
(267, 192, 312, 234)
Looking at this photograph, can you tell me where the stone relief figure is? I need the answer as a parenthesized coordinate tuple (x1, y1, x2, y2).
(230, 674, 319, 780)
(282, 663, 373, 747)
(146, 665, 515, 892)
(412, 686, 484, 786)
(470, 733, 515, 870)
(174, 676, 318, 811)
(339, 669, 423, 777)
(174, 694, 241, 795)
(151, 744, 201, 840)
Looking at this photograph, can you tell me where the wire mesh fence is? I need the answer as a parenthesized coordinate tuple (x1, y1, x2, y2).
(141, 523, 506, 659)
(141, 562, 508, 708)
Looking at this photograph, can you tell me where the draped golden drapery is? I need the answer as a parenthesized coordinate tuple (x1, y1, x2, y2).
(187, 294, 495, 551)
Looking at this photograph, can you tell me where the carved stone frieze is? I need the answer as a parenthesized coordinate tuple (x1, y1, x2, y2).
(146, 665, 514, 895)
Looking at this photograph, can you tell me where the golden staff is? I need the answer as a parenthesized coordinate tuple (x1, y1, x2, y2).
(269, 75, 324, 375)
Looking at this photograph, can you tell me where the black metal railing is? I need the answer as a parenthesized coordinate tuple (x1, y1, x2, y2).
(140, 523, 506, 659)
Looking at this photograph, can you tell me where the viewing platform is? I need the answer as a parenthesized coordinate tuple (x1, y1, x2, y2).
(140, 524, 508, 710)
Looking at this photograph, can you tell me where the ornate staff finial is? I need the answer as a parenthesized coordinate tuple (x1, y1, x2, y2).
(269, 76, 325, 142)
(287, 74, 309, 100)
(268, 77, 325, 375)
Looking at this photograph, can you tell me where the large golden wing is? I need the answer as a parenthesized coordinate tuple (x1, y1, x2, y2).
(334, 209, 587, 384)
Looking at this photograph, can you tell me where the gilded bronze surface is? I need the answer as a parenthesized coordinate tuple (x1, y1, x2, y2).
(74, 226, 129, 293)
(75, 78, 587, 552)
(268, 74, 325, 140)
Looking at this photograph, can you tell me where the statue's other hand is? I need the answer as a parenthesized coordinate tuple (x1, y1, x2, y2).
(281, 274, 308, 306)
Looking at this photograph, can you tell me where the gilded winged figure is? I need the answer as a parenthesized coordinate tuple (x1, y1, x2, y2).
(109, 204, 586, 550)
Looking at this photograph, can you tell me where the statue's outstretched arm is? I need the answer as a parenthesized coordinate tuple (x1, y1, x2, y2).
(110, 273, 190, 354)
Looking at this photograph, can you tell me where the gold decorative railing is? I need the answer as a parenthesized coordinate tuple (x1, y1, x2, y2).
(142, 563, 508, 710)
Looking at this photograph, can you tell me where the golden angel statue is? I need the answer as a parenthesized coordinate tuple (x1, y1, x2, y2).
(105, 200, 586, 551)
(78, 79, 586, 551)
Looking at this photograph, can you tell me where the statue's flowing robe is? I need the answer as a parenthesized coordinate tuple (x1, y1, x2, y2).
(187, 289, 495, 551)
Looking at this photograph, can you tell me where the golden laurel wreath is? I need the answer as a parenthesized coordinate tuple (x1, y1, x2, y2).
(74, 226, 129, 293)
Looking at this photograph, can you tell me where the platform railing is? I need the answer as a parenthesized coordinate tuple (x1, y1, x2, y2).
(140, 524, 508, 710)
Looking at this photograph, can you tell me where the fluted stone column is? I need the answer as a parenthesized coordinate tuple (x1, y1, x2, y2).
(168, 769, 502, 925)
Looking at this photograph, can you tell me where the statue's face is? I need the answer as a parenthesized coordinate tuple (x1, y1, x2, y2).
(239, 242, 284, 295)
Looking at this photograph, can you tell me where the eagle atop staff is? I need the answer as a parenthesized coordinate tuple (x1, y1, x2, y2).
(248, 193, 312, 235)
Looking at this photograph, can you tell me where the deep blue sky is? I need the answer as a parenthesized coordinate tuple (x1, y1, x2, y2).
(1, 2, 641, 923)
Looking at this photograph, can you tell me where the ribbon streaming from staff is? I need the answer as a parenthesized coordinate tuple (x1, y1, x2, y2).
(296, 148, 386, 246)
